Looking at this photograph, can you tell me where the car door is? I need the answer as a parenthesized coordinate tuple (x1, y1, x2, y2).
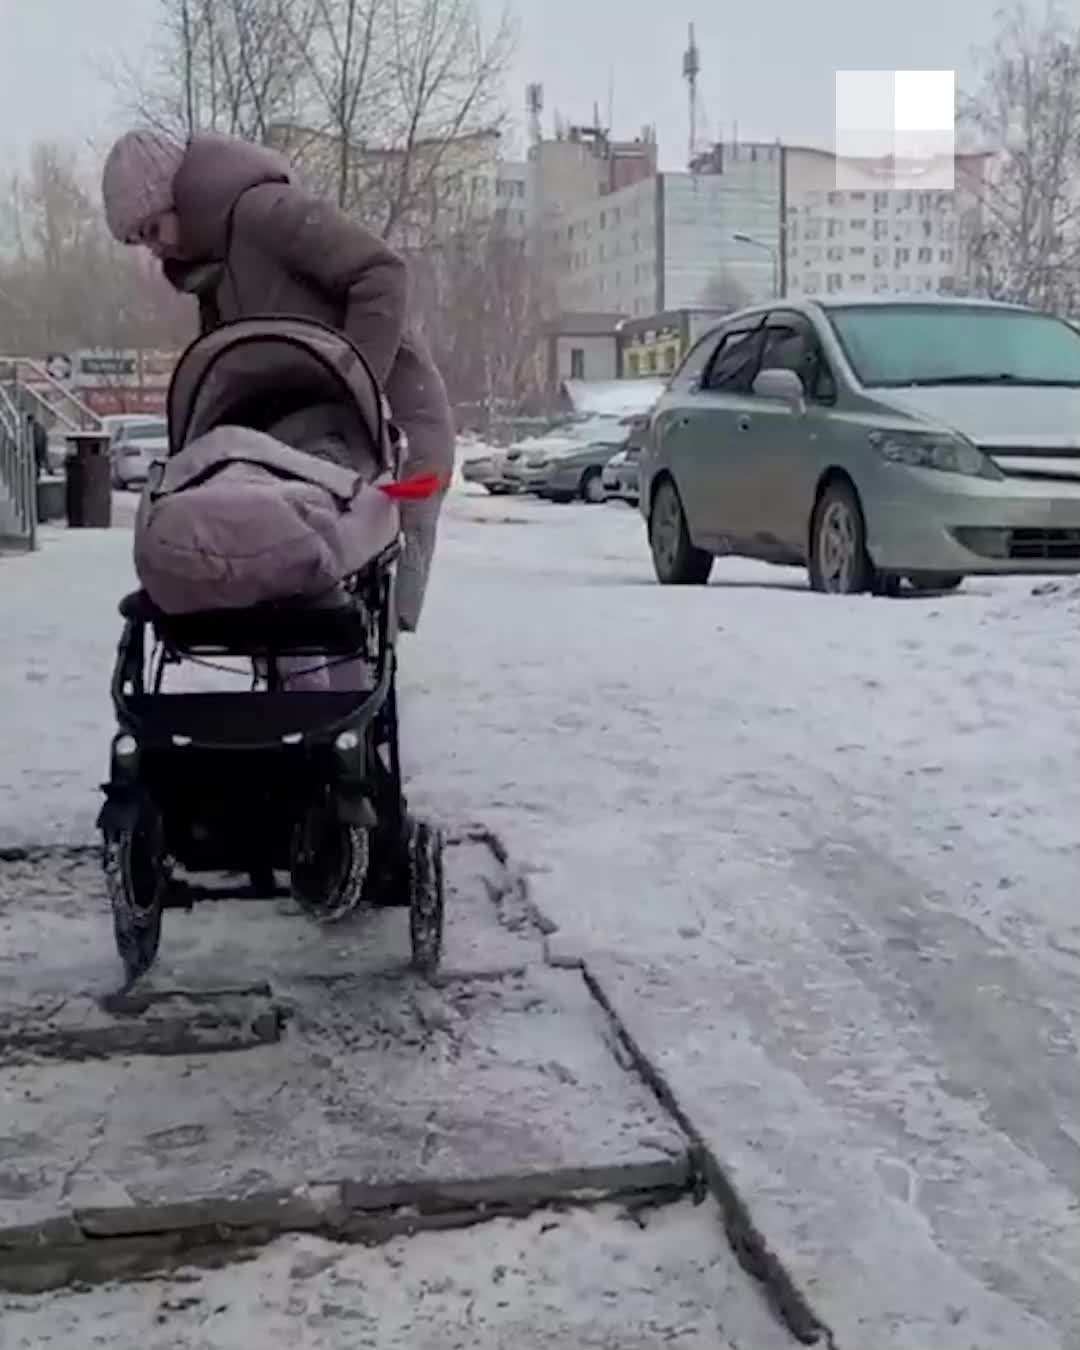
(748, 312, 838, 557)
(662, 321, 766, 548)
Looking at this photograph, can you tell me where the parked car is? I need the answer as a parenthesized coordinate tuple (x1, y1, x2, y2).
(504, 411, 650, 497)
(536, 439, 626, 503)
(109, 416, 168, 489)
(641, 296, 1080, 592)
(602, 445, 641, 506)
(461, 447, 516, 494)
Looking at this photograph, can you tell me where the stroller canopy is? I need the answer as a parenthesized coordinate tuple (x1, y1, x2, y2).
(167, 315, 392, 467)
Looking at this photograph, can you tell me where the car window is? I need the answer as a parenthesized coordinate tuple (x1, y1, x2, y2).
(702, 327, 764, 393)
(759, 319, 837, 403)
(668, 331, 721, 391)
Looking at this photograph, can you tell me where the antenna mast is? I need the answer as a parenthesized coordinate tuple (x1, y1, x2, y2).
(683, 23, 701, 169)
(526, 82, 544, 148)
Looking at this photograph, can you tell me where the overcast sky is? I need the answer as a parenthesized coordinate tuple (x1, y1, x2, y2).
(0, 0, 1063, 177)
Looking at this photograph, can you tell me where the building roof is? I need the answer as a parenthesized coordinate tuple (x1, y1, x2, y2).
(545, 312, 628, 337)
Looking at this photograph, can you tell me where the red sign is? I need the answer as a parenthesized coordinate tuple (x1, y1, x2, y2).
(78, 386, 167, 416)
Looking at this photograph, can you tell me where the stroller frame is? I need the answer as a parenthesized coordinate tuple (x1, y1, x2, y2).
(97, 317, 445, 994)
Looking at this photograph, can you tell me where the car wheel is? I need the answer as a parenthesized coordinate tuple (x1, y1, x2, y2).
(909, 573, 964, 593)
(580, 469, 606, 504)
(649, 478, 713, 585)
(809, 481, 874, 594)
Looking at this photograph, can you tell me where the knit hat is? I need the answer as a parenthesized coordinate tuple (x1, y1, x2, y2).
(101, 129, 187, 243)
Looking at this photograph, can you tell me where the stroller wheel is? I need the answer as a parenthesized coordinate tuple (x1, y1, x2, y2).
(407, 818, 445, 976)
(102, 810, 169, 989)
(289, 804, 370, 925)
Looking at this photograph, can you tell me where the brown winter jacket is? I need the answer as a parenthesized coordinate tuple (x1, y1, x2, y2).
(162, 133, 453, 629)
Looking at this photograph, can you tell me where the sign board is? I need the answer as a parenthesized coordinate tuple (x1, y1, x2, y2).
(79, 354, 137, 378)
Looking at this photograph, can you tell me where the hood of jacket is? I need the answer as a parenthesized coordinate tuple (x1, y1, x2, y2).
(171, 133, 290, 263)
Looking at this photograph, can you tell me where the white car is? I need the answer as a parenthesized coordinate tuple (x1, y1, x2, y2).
(108, 416, 168, 489)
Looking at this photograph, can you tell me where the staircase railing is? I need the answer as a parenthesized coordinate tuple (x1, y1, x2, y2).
(0, 356, 103, 434)
(0, 379, 37, 550)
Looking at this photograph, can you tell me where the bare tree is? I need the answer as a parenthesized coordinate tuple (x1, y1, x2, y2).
(0, 142, 191, 356)
(120, 0, 315, 141)
(277, 0, 515, 244)
(417, 213, 549, 415)
(961, 2, 1080, 311)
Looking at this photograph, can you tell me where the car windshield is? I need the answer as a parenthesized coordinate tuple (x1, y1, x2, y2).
(121, 420, 167, 439)
(827, 304, 1080, 388)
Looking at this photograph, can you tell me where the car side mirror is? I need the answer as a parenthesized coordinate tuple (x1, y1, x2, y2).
(753, 367, 805, 412)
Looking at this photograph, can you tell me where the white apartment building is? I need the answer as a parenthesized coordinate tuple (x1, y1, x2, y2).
(782, 146, 990, 298)
(547, 144, 783, 319)
(493, 159, 530, 239)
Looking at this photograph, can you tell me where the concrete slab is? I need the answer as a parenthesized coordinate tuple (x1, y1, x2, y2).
(1, 1201, 799, 1350)
(0, 955, 689, 1293)
(0, 836, 542, 1006)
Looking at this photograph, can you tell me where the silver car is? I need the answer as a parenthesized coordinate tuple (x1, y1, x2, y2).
(109, 416, 168, 490)
(641, 296, 1080, 592)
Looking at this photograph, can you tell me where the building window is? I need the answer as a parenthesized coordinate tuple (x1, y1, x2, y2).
(570, 348, 585, 379)
(850, 245, 866, 257)
(873, 192, 889, 211)
(626, 351, 640, 376)
(917, 247, 933, 263)
(850, 191, 867, 201)
(828, 191, 843, 206)
(827, 246, 844, 262)
(894, 246, 911, 265)
(827, 218, 842, 237)
(940, 248, 954, 263)
(803, 221, 821, 241)
(826, 272, 844, 292)
(873, 219, 889, 240)
(849, 218, 867, 230)
(849, 273, 867, 285)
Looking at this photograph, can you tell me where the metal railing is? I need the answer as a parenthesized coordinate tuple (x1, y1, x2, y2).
(0, 356, 103, 434)
(0, 381, 37, 550)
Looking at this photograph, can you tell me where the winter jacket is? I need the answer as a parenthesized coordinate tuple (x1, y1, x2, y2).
(162, 133, 453, 629)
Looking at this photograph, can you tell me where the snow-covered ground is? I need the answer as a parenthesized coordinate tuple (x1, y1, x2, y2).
(2, 485, 1079, 1346)
(3, 1203, 789, 1350)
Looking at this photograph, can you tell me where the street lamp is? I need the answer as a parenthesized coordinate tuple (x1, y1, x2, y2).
(732, 232, 780, 298)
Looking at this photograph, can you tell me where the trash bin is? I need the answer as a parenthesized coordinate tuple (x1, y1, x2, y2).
(65, 433, 113, 528)
(36, 474, 66, 523)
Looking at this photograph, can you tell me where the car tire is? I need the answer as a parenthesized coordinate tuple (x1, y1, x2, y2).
(580, 469, 606, 504)
(809, 481, 875, 594)
(909, 573, 964, 593)
(649, 478, 713, 585)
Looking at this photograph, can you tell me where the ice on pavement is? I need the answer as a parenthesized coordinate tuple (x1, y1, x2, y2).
(2, 487, 1079, 1346)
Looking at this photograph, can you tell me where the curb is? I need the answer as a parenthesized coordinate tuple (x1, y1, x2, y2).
(472, 826, 836, 1350)
(0, 1160, 691, 1295)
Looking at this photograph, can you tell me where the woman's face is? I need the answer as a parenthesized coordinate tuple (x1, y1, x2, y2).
(129, 209, 182, 260)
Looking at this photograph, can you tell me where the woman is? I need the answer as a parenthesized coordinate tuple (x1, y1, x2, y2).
(100, 128, 454, 636)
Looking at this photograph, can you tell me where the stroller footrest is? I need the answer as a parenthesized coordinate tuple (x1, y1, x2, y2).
(121, 692, 373, 748)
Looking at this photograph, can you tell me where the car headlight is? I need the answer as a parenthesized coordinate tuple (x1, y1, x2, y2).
(869, 430, 1001, 479)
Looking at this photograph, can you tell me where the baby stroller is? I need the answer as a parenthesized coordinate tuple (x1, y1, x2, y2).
(98, 316, 446, 995)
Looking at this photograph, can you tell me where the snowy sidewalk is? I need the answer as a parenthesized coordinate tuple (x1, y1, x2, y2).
(2, 496, 1080, 1346)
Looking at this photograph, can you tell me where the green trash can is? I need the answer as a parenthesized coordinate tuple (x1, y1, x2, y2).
(65, 433, 113, 528)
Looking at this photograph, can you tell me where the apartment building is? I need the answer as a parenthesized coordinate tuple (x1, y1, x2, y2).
(782, 145, 991, 298)
(546, 142, 782, 319)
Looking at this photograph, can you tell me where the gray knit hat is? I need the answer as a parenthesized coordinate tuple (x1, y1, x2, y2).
(101, 129, 187, 243)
